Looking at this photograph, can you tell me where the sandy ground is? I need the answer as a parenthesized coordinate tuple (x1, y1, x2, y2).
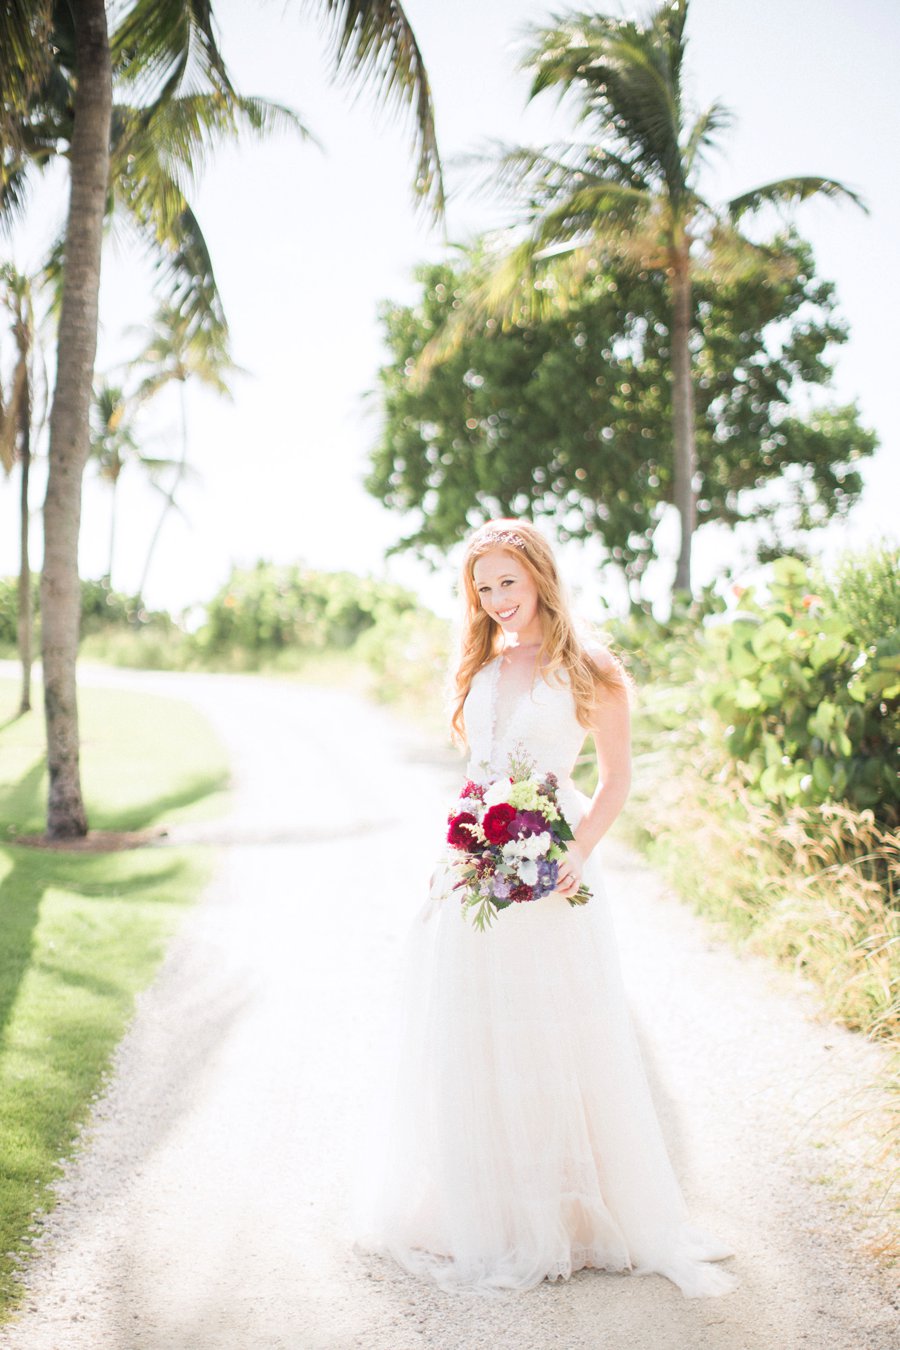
(0, 666, 897, 1350)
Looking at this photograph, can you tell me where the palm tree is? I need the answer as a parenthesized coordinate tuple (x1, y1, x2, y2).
(131, 303, 241, 596)
(0, 264, 40, 715)
(37, 0, 111, 836)
(441, 0, 864, 595)
(90, 379, 185, 589)
(1, 0, 443, 838)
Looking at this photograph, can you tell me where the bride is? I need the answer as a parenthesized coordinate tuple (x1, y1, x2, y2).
(365, 519, 736, 1298)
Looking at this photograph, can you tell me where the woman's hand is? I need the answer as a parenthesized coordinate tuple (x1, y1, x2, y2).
(555, 843, 584, 897)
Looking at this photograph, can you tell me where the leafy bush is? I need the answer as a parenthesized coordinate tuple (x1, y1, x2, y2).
(706, 555, 899, 821)
(355, 605, 452, 714)
(0, 576, 38, 646)
(79, 579, 173, 635)
(196, 563, 418, 656)
(823, 542, 900, 648)
(0, 576, 172, 646)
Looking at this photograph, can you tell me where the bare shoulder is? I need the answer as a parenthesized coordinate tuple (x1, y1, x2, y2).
(586, 644, 619, 675)
(582, 640, 633, 707)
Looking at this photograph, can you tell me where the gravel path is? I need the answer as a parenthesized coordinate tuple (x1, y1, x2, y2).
(0, 667, 897, 1350)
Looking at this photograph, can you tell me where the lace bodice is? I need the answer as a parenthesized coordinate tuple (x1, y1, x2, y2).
(463, 655, 587, 786)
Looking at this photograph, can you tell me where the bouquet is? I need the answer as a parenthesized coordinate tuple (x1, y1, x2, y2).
(445, 749, 591, 931)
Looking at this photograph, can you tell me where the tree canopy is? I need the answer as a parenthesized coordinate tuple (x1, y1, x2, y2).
(416, 0, 864, 593)
(367, 235, 876, 598)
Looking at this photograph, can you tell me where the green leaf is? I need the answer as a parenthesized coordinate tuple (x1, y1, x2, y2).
(758, 673, 783, 703)
(751, 621, 789, 663)
(770, 556, 808, 588)
(807, 701, 836, 740)
(727, 642, 760, 677)
(808, 634, 845, 671)
(734, 680, 763, 710)
(834, 729, 852, 758)
(811, 756, 832, 796)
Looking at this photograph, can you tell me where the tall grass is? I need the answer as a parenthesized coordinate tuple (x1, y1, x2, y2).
(617, 674, 900, 1256)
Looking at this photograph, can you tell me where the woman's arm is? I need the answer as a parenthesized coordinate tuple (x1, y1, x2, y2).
(573, 679, 632, 859)
(555, 651, 632, 895)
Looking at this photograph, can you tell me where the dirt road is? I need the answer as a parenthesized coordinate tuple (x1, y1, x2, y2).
(1, 668, 896, 1349)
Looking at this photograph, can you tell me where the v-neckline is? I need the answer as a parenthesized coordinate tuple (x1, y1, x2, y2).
(488, 650, 543, 757)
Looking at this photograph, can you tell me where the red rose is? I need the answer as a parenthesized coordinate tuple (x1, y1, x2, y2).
(482, 802, 516, 844)
(447, 812, 480, 850)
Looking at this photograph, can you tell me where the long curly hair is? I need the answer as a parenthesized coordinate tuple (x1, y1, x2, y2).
(450, 518, 628, 745)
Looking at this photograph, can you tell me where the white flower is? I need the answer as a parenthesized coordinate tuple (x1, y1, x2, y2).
(517, 859, 538, 885)
(484, 779, 513, 807)
(521, 831, 551, 860)
(501, 839, 528, 862)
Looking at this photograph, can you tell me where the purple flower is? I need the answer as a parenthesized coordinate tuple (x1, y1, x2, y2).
(492, 874, 513, 900)
(533, 859, 558, 898)
(510, 810, 551, 839)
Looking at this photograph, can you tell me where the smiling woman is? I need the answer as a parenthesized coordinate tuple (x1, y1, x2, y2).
(363, 518, 737, 1298)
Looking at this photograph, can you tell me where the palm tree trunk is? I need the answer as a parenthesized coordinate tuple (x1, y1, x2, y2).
(17, 418, 31, 715)
(40, 0, 112, 838)
(670, 244, 696, 597)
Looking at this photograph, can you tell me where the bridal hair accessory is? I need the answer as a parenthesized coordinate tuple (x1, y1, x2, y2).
(476, 528, 527, 551)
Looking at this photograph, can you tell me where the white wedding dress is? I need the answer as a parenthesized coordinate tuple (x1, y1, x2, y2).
(365, 655, 736, 1298)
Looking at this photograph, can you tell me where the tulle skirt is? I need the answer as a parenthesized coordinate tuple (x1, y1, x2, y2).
(361, 803, 736, 1299)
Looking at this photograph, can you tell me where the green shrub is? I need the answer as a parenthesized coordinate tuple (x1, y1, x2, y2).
(823, 542, 900, 648)
(195, 563, 418, 656)
(79, 579, 173, 636)
(356, 605, 452, 714)
(706, 555, 899, 821)
(0, 577, 38, 646)
(0, 576, 172, 647)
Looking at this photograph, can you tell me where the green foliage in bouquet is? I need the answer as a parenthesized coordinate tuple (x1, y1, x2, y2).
(706, 550, 899, 821)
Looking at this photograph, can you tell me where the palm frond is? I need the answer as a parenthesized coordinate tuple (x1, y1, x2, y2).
(524, 10, 686, 199)
(112, 92, 316, 217)
(414, 230, 618, 381)
(696, 220, 800, 288)
(129, 300, 242, 403)
(532, 181, 655, 242)
(457, 139, 650, 211)
(682, 99, 732, 176)
(0, 162, 34, 233)
(314, 0, 444, 216)
(0, 1, 53, 144)
(120, 180, 227, 333)
(112, 0, 232, 101)
(728, 176, 868, 220)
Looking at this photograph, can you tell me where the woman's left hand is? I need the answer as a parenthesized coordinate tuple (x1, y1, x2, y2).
(555, 843, 584, 897)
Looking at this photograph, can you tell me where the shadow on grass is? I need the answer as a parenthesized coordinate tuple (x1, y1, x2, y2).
(95, 769, 231, 834)
(0, 845, 188, 1044)
(0, 752, 227, 1047)
(0, 760, 44, 838)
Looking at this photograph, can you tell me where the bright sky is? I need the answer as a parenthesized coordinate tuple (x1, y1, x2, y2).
(1, 0, 898, 619)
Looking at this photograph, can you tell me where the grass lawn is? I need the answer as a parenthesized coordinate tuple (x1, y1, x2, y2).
(0, 676, 230, 1314)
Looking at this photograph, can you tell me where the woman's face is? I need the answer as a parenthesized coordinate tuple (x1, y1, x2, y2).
(472, 547, 542, 646)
